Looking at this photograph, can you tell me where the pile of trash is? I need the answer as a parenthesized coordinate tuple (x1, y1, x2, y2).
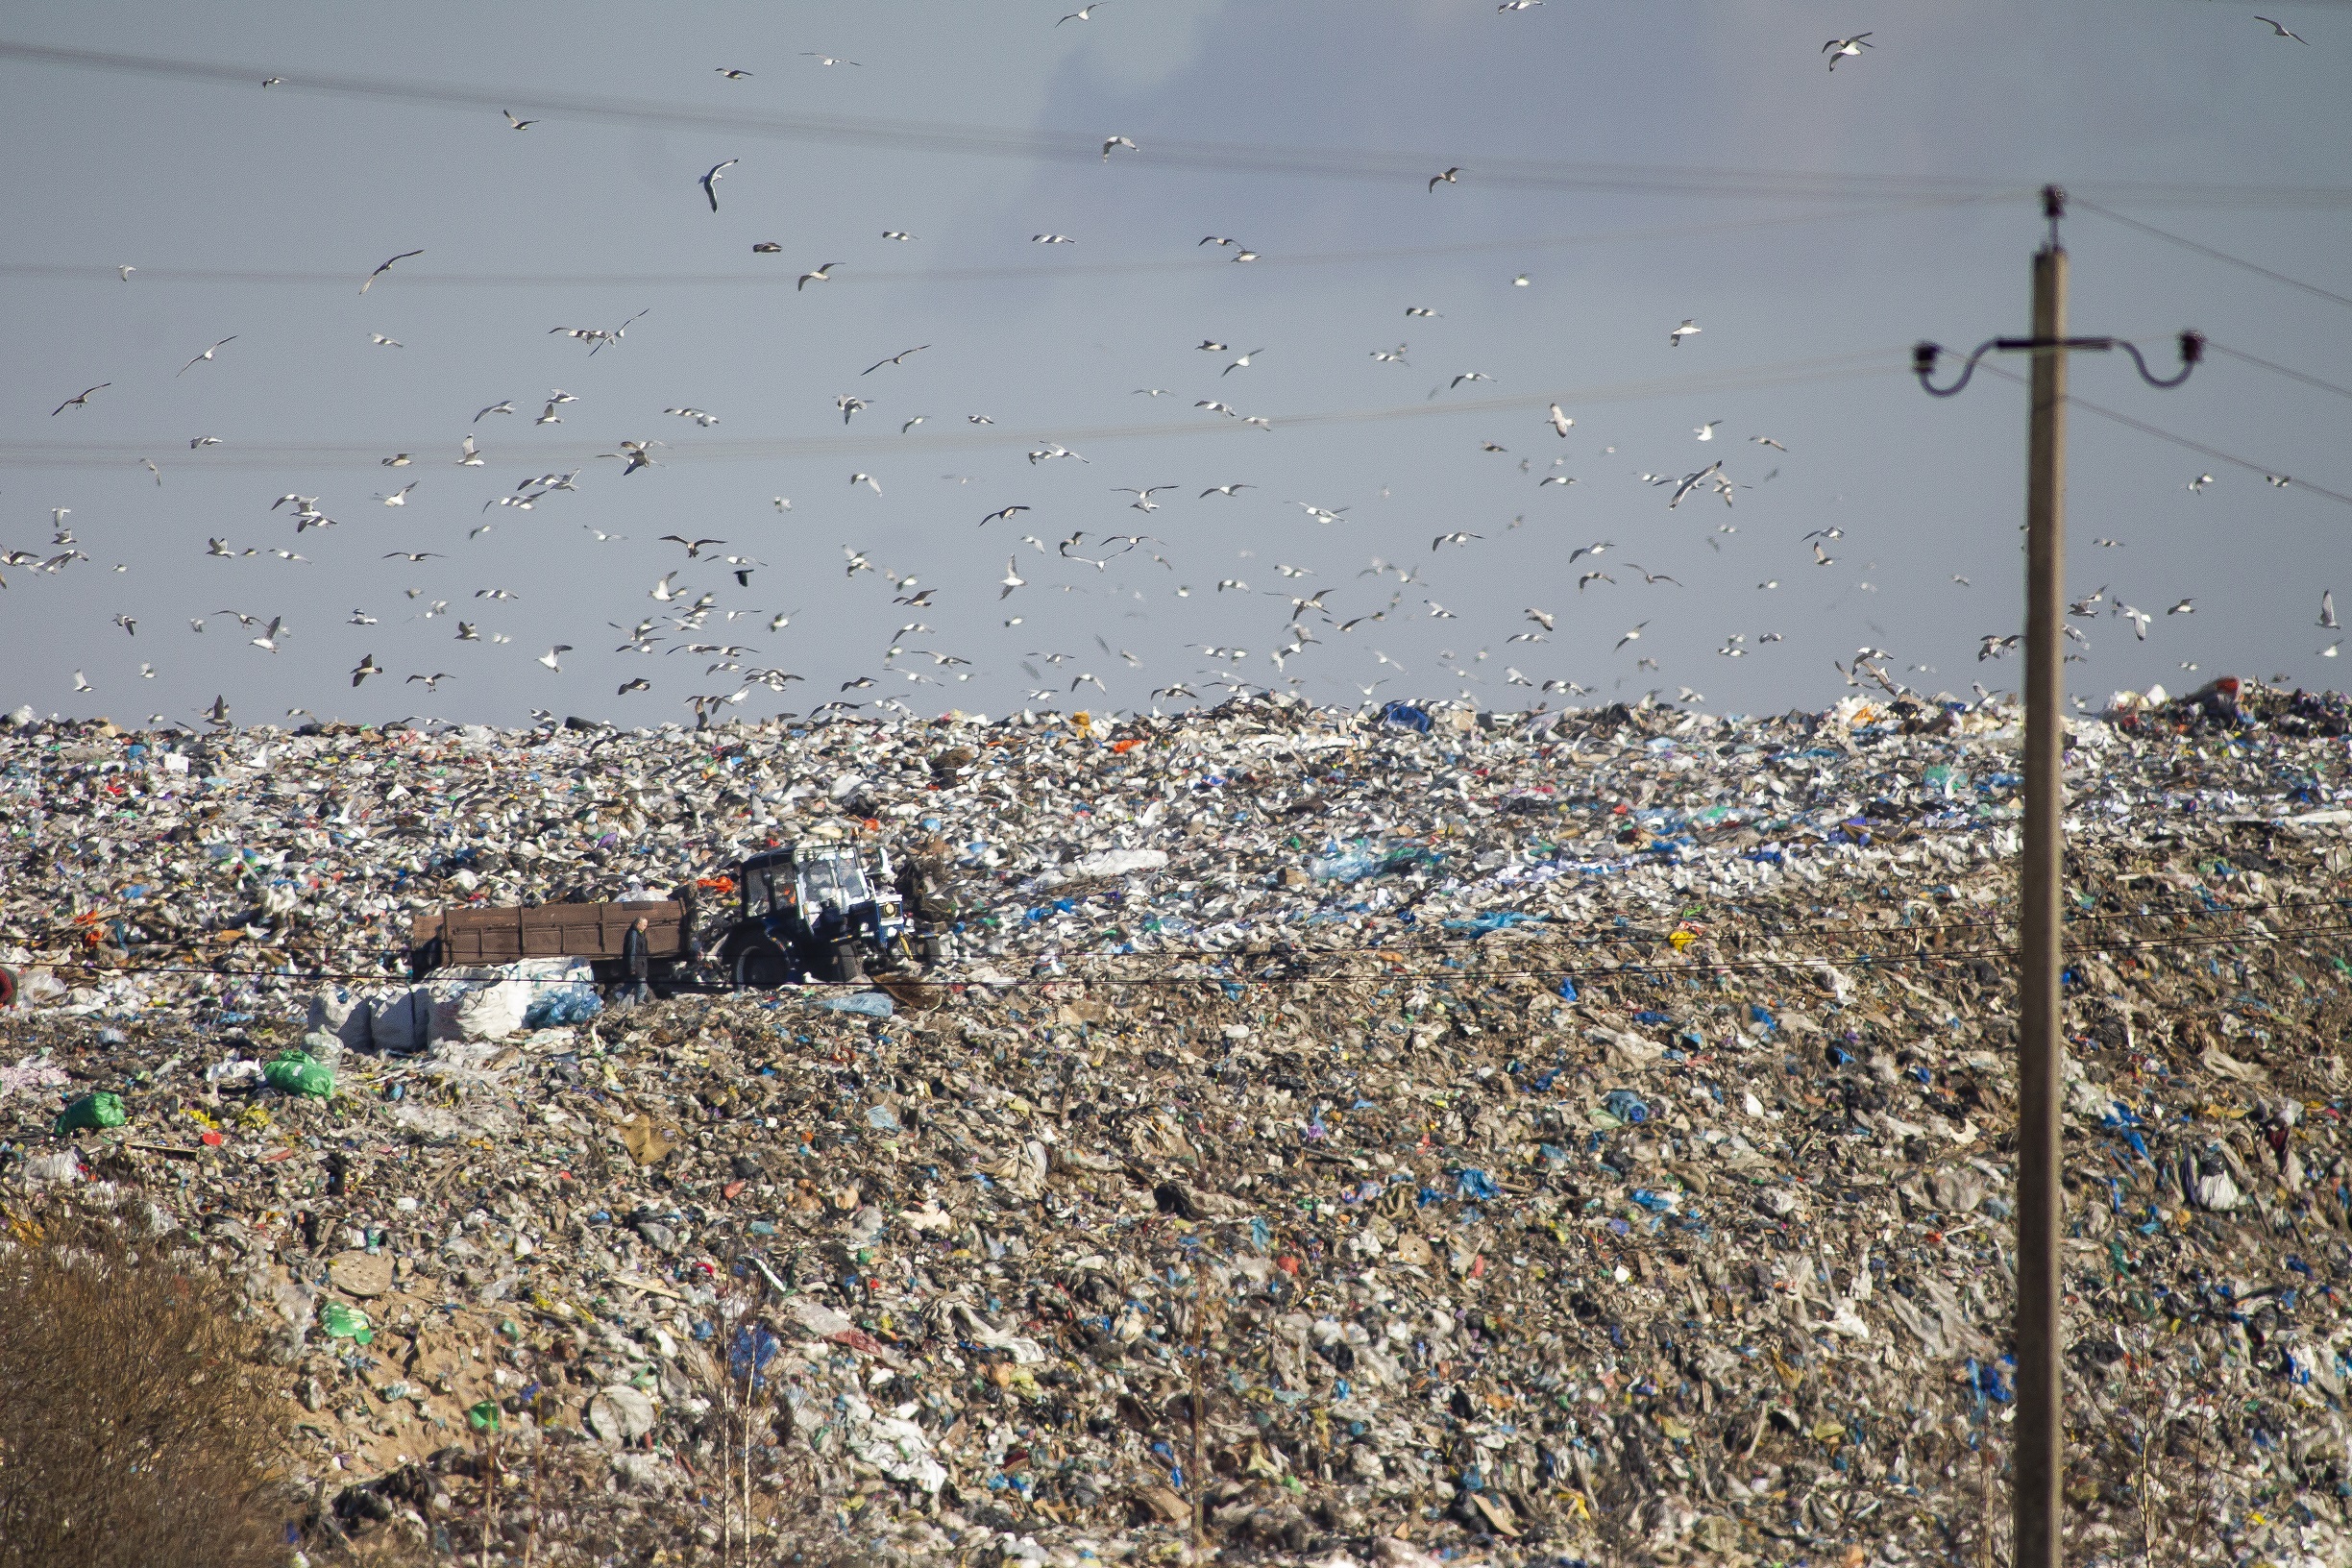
(3, 681, 2351, 1565)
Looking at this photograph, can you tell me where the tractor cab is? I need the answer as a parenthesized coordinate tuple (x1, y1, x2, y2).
(722, 842, 913, 985)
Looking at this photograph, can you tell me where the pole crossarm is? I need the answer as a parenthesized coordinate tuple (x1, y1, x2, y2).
(1912, 328, 2203, 397)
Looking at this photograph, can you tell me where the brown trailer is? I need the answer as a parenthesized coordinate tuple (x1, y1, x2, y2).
(409, 900, 686, 976)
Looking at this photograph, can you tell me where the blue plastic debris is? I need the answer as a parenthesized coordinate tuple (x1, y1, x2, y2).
(1380, 700, 1433, 732)
(1605, 1090, 1651, 1124)
(729, 1325, 780, 1389)
(818, 992, 895, 1018)
(523, 984, 602, 1028)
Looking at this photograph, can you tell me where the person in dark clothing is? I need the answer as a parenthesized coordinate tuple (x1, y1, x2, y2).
(619, 915, 652, 1007)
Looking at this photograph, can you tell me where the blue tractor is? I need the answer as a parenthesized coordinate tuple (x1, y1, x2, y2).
(715, 842, 930, 986)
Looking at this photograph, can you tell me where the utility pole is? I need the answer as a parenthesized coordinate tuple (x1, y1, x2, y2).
(2015, 204, 2069, 1568)
(1914, 185, 2201, 1568)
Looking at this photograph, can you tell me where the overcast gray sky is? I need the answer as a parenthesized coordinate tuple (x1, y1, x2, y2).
(4, 0, 2347, 728)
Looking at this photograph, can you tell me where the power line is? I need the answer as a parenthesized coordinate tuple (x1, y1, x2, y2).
(1977, 360, 2352, 510)
(2075, 199, 2352, 311)
(36, 887, 2339, 977)
(0, 196, 1997, 293)
(0, 39, 2014, 204)
(2206, 341, 2352, 404)
(36, 919, 2352, 994)
(5, 40, 2351, 209)
(0, 347, 1907, 470)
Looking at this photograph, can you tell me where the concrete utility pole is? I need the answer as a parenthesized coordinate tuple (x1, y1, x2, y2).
(1912, 184, 2202, 1568)
(2013, 217, 2069, 1568)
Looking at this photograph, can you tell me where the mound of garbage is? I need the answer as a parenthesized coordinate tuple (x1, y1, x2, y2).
(3, 683, 2350, 1565)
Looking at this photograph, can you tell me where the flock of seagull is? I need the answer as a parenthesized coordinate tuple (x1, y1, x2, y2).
(16, 12, 2338, 728)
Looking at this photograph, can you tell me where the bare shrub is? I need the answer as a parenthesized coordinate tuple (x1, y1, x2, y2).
(0, 1204, 296, 1568)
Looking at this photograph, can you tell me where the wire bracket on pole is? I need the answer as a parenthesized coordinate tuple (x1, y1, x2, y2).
(1912, 328, 2202, 398)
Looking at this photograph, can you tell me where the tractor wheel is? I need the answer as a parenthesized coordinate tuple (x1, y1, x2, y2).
(827, 942, 867, 985)
(733, 945, 796, 990)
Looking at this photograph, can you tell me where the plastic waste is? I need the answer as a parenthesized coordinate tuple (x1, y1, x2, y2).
(319, 1302, 374, 1345)
(818, 992, 894, 1017)
(0, 683, 2347, 1566)
(263, 1051, 334, 1097)
(53, 1090, 126, 1134)
(1604, 1089, 1651, 1124)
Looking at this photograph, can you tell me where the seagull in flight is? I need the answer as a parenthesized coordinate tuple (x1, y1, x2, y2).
(2254, 15, 2308, 42)
(716, 66, 754, 79)
(1428, 166, 1462, 191)
(52, 383, 109, 416)
(797, 262, 840, 291)
(863, 345, 930, 374)
(700, 159, 739, 211)
(502, 110, 537, 129)
(360, 250, 423, 294)
(1102, 135, 1139, 160)
(2320, 590, 2340, 630)
(800, 52, 862, 65)
(1669, 461, 1722, 507)
(1547, 404, 1574, 436)
(1823, 33, 1874, 67)
(178, 337, 237, 375)
(351, 653, 385, 686)
(1057, 3, 1110, 22)
(602, 439, 663, 475)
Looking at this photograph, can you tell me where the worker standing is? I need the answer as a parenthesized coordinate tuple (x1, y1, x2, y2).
(620, 915, 652, 1008)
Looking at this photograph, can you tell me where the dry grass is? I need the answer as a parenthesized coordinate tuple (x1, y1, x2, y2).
(0, 1205, 296, 1568)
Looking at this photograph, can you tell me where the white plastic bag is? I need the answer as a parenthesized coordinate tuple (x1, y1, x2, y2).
(306, 986, 375, 1051)
(367, 989, 430, 1053)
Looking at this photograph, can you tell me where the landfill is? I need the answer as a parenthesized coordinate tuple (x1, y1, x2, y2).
(2, 678, 2351, 1566)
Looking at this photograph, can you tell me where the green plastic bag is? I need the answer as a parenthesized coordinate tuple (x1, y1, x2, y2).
(263, 1050, 334, 1097)
(320, 1302, 374, 1345)
(54, 1091, 126, 1135)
